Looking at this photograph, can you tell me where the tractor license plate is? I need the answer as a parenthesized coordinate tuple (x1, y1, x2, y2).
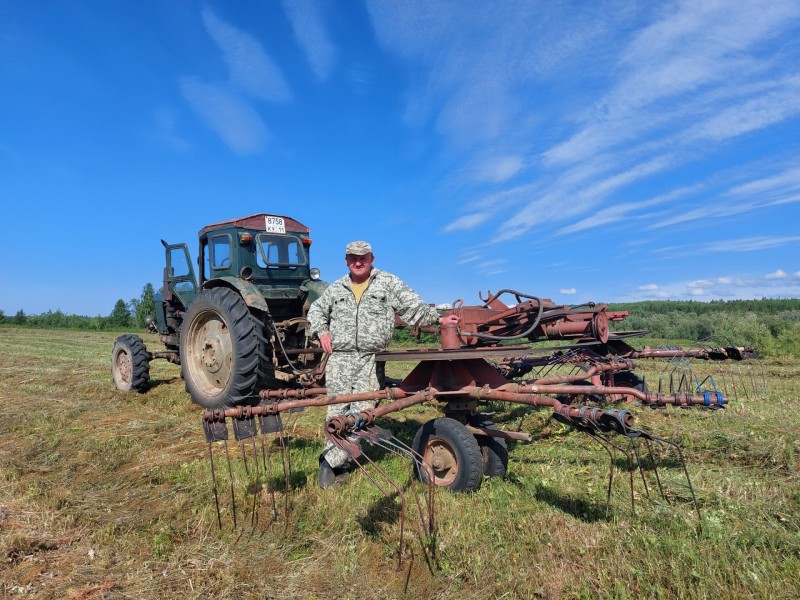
(264, 215, 286, 233)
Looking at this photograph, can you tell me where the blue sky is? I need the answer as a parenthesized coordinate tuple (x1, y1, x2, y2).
(2, 1, 799, 317)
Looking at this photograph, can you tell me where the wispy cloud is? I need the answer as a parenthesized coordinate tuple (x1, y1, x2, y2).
(282, 0, 337, 81)
(183, 9, 294, 154)
(201, 8, 291, 102)
(366, 1, 800, 247)
(443, 213, 492, 233)
(180, 77, 268, 154)
(151, 107, 191, 153)
(702, 236, 800, 253)
(477, 258, 507, 275)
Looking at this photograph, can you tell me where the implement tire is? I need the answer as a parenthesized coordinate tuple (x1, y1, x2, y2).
(112, 334, 151, 393)
(470, 417, 509, 479)
(412, 417, 484, 492)
(180, 287, 265, 408)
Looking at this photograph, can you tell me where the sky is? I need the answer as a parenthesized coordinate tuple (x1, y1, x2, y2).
(1, 0, 799, 317)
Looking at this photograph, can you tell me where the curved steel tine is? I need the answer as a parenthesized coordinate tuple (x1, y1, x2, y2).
(629, 438, 651, 500)
(240, 439, 250, 475)
(224, 440, 237, 529)
(355, 428, 436, 539)
(644, 432, 702, 524)
(275, 427, 291, 530)
(329, 432, 408, 570)
(591, 430, 637, 517)
(249, 437, 260, 529)
(643, 438, 667, 502)
(207, 442, 223, 529)
(260, 433, 278, 523)
(347, 428, 437, 570)
(579, 429, 618, 519)
(379, 433, 437, 540)
(610, 439, 636, 516)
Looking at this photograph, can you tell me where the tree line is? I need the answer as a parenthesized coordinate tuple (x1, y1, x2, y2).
(606, 298, 800, 357)
(0, 284, 157, 332)
(2, 290, 799, 356)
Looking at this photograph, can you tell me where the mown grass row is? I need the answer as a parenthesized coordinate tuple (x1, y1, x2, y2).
(1, 328, 798, 599)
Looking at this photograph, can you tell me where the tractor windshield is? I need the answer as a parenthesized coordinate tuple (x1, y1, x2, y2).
(256, 233, 308, 269)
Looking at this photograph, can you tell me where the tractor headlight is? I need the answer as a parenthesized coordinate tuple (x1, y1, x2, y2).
(310, 268, 320, 281)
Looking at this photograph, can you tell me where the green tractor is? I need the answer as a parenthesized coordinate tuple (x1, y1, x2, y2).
(111, 214, 328, 408)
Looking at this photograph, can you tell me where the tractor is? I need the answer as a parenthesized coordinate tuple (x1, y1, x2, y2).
(111, 214, 328, 408)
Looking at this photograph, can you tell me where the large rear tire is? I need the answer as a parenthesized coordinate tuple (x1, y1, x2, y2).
(412, 417, 484, 492)
(180, 287, 265, 408)
(112, 334, 151, 393)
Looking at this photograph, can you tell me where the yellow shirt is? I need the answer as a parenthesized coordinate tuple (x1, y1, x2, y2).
(351, 279, 369, 304)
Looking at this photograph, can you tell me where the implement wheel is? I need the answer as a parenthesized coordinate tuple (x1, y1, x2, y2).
(111, 334, 151, 393)
(180, 287, 264, 408)
(470, 416, 509, 478)
(412, 417, 484, 492)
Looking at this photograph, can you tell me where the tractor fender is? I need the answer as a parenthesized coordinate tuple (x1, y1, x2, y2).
(300, 278, 328, 304)
(201, 277, 270, 313)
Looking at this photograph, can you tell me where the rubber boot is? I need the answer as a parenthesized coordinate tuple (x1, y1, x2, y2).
(318, 457, 336, 489)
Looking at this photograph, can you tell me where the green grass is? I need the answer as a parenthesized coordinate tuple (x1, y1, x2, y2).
(0, 328, 798, 599)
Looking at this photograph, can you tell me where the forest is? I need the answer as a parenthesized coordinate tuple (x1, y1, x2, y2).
(2, 288, 799, 357)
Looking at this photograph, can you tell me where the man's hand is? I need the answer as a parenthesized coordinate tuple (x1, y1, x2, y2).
(319, 332, 333, 354)
(438, 314, 460, 326)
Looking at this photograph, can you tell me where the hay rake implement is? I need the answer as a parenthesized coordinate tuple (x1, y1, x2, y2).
(197, 289, 764, 560)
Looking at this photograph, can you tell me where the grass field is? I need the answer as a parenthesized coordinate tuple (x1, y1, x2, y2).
(1, 328, 798, 599)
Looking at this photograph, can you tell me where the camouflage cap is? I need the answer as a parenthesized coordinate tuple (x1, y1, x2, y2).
(345, 240, 372, 255)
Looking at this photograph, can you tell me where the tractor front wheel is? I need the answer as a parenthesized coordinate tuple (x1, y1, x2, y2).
(180, 287, 264, 408)
(111, 334, 151, 393)
(412, 417, 484, 492)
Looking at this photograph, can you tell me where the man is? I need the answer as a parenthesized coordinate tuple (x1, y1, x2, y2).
(307, 240, 459, 488)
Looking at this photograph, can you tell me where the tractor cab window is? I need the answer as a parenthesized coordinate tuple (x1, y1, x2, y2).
(256, 233, 307, 269)
(168, 247, 191, 278)
(165, 243, 197, 306)
(210, 234, 232, 270)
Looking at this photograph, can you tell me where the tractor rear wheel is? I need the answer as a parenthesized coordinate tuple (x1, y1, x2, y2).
(412, 417, 484, 492)
(180, 287, 265, 409)
(112, 334, 151, 393)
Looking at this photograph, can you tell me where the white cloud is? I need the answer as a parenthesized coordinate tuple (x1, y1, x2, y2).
(443, 213, 491, 233)
(478, 259, 505, 269)
(180, 77, 269, 154)
(202, 8, 291, 102)
(726, 165, 800, 203)
(703, 237, 800, 253)
(457, 251, 481, 264)
(282, 0, 337, 80)
(366, 0, 800, 286)
(467, 155, 525, 183)
(687, 78, 800, 142)
(688, 279, 713, 288)
(764, 269, 787, 280)
(638, 284, 658, 291)
(560, 288, 577, 295)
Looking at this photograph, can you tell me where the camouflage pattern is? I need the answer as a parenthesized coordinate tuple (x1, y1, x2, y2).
(308, 268, 441, 467)
(345, 240, 372, 255)
(319, 352, 380, 467)
(308, 268, 441, 355)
